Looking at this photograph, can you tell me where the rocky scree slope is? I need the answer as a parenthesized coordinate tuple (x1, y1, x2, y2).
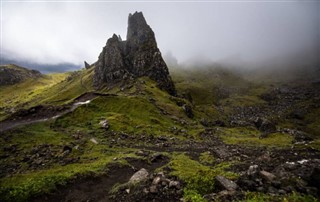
(94, 11, 176, 96)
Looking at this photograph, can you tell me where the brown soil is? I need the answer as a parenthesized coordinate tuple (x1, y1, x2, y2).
(32, 158, 169, 202)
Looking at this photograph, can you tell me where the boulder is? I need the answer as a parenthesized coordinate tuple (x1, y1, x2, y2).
(99, 119, 109, 130)
(84, 61, 91, 69)
(182, 104, 194, 118)
(215, 175, 238, 191)
(254, 117, 276, 137)
(129, 168, 149, 183)
(260, 170, 276, 182)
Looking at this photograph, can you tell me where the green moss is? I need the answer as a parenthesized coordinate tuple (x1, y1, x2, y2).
(183, 189, 207, 202)
(199, 152, 215, 165)
(169, 153, 238, 201)
(309, 139, 320, 151)
(220, 95, 266, 107)
(219, 127, 294, 147)
(242, 191, 318, 202)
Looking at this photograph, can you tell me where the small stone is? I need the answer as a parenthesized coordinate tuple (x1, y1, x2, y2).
(150, 153, 164, 162)
(129, 168, 149, 183)
(260, 170, 276, 182)
(90, 138, 98, 144)
(268, 186, 277, 194)
(150, 185, 158, 193)
(215, 175, 238, 191)
(125, 188, 130, 194)
(256, 187, 264, 192)
(247, 165, 259, 176)
(99, 119, 109, 130)
(169, 181, 181, 189)
(152, 176, 161, 185)
(272, 180, 281, 188)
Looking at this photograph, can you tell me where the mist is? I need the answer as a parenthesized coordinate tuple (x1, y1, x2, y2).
(1, 1, 319, 72)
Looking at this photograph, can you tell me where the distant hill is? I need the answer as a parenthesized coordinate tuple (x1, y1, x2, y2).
(0, 64, 42, 86)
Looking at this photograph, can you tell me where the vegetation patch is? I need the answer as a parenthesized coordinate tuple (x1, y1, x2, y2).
(242, 191, 318, 202)
(219, 127, 294, 147)
(169, 153, 238, 201)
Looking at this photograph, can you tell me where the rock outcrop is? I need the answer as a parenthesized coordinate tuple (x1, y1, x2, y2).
(0, 64, 42, 86)
(84, 61, 91, 69)
(94, 11, 176, 95)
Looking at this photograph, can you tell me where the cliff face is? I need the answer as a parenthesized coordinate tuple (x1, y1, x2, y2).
(94, 12, 176, 96)
(0, 64, 42, 86)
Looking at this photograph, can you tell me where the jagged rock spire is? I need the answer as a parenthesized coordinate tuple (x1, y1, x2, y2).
(94, 11, 176, 96)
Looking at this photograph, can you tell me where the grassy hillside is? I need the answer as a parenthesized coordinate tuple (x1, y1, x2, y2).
(0, 67, 96, 121)
(0, 65, 319, 201)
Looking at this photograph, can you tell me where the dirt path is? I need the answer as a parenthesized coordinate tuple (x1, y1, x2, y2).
(0, 92, 117, 133)
(32, 158, 168, 202)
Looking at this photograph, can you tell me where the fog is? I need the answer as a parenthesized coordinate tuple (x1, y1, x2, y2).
(1, 1, 319, 72)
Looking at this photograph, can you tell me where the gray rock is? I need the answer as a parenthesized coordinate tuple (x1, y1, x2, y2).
(99, 119, 109, 130)
(254, 117, 276, 137)
(149, 185, 158, 193)
(182, 104, 194, 118)
(215, 175, 238, 191)
(84, 61, 91, 69)
(260, 170, 276, 182)
(152, 176, 161, 185)
(213, 146, 231, 159)
(94, 12, 176, 96)
(0, 64, 42, 86)
(169, 181, 181, 189)
(129, 168, 149, 183)
(247, 165, 259, 176)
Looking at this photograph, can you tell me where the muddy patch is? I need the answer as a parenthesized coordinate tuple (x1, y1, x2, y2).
(32, 157, 169, 202)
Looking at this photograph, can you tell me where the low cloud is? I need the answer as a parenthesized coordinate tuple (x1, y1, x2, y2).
(2, 1, 319, 72)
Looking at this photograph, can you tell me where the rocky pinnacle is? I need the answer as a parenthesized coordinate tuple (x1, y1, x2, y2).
(94, 11, 176, 96)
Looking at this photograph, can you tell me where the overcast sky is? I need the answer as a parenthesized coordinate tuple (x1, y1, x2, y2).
(1, 1, 319, 70)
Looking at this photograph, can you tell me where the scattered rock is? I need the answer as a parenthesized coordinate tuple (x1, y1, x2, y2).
(260, 170, 276, 182)
(182, 104, 194, 118)
(150, 153, 165, 162)
(99, 119, 109, 130)
(90, 138, 98, 144)
(213, 146, 231, 159)
(129, 168, 149, 184)
(169, 181, 181, 189)
(247, 165, 259, 177)
(254, 117, 276, 137)
(215, 175, 238, 191)
(309, 167, 320, 188)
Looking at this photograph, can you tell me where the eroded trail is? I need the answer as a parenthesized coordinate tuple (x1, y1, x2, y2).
(0, 92, 116, 133)
(32, 158, 169, 202)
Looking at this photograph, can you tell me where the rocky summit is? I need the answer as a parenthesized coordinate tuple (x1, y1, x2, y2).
(94, 11, 176, 95)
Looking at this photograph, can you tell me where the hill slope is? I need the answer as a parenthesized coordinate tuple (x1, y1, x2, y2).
(0, 64, 319, 201)
(0, 64, 42, 86)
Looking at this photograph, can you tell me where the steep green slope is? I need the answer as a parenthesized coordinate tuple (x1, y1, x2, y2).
(0, 72, 68, 120)
(0, 67, 95, 121)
